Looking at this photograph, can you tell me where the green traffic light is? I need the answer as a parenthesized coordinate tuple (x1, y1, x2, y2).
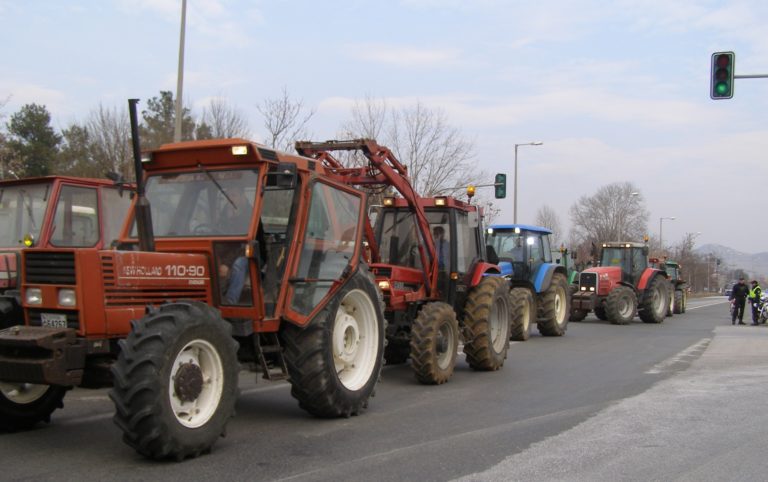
(715, 82, 730, 95)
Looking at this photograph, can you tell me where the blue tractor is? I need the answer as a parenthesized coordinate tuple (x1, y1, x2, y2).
(486, 224, 570, 340)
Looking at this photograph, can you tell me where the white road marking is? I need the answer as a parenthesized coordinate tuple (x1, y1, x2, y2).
(687, 299, 729, 310)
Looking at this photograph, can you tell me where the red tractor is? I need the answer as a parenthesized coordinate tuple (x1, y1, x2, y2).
(570, 241, 669, 324)
(296, 140, 512, 385)
(0, 101, 385, 460)
(0, 175, 133, 329)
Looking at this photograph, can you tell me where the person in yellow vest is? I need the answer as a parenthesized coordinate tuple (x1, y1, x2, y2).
(748, 280, 763, 325)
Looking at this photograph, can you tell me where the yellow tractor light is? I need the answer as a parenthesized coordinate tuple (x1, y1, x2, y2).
(383, 197, 395, 206)
(23, 233, 35, 247)
(466, 185, 476, 198)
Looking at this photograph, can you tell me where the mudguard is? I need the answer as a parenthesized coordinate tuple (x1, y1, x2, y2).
(533, 264, 567, 293)
(470, 262, 501, 288)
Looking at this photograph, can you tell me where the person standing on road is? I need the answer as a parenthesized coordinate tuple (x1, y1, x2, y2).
(729, 277, 749, 325)
(748, 280, 763, 325)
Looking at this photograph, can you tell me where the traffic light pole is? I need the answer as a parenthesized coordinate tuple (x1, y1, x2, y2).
(734, 74, 768, 79)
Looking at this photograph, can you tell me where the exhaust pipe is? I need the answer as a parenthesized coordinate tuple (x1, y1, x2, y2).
(128, 99, 155, 252)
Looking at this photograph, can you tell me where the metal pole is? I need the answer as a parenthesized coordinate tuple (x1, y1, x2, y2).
(513, 144, 519, 224)
(173, 0, 187, 143)
(659, 217, 663, 252)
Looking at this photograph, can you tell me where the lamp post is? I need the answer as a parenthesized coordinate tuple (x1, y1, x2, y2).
(173, 0, 187, 142)
(513, 141, 543, 224)
(659, 216, 676, 254)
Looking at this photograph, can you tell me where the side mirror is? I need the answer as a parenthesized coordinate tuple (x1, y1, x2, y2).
(642, 246, 649, 256)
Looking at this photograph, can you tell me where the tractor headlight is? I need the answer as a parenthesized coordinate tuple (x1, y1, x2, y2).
(58, 289, 76, 307)
(26, 288, 42, 305)
(378, 280, 391, 291)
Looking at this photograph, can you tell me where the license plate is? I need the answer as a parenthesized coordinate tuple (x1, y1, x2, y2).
(40, 313, 67, 328)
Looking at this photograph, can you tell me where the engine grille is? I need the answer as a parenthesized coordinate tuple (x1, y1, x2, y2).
(25, 251, 76, 285)
(100, 253, 207, 306)
(579, 272, 598, 291)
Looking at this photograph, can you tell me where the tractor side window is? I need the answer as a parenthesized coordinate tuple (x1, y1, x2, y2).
(377, 210, 423, 269)
(102, 187, 132, 246)
(455, 211, 478, 274)
(50, 186, 99, 247)
(290, 182, 361, 315)
(542, 234, 552, 263)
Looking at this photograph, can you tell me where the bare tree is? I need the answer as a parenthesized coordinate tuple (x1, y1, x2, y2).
(535, 204, 563, 246)
(199, 97, 250, 139)
(87, 103, 132, 179)
(569, 182, 648, 247)
(0, 95, 11, 179)
(256, 86, 315, 151)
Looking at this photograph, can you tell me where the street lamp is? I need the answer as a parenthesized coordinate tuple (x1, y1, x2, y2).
(513, 141, 543, 224)
(659, 216, 676, 253)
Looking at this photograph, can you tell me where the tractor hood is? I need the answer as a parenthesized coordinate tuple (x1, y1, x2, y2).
(579, 266, 622, 296)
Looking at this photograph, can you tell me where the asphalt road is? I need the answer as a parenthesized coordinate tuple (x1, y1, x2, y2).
(3, 296, 758, 482)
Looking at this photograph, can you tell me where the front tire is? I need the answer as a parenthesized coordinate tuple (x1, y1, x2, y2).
(606, 286, 637, 325)
(463, 277, 512, 371)
(594, 305, 608, 321)
(0, 383, 67, 431)
(639, 276, 669, 324)
(410, 302, 459, 384)
(538, 273, 570, 336)
(282, 266, 384, 417)
(509, 288, 534, 340)
(673, 290, 684, 314)
(110, 302, 239, 460)
(569, 309, 587, 322)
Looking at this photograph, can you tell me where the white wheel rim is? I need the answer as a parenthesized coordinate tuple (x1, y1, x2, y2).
(0, 382, 49, 405)
(522, 295, 531, 331)
(490, 292, 510, 352)
(619, 293, 633, 318)
(333, 289, 379, 391)
(169, 338, 225, 429)
(555, 287, 567, 325)
(437, 319, 455, 370)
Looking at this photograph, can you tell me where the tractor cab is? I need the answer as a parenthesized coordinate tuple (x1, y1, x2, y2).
(374, 195, 488, 311)
(598, 242, 649, 287)
(486, 224, 553, 286)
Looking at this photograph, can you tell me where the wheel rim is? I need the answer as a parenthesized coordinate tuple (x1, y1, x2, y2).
(490, 292, 510, 353)
(619, 293, 633, 318)
(554, 286, 567, 326)
(436, 318, 455, 370)
(0, 382, 49, 405)
(169, 338, 225, 429)
(333, 289, 379, 391)
(652, 286, 665, 316)
(522, 295, 531, 331)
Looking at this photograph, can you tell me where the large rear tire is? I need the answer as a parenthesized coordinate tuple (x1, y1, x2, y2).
(509, 288, 534, 340)
(463, 277, 511, 371)
(0, 383, 67, 431)
(538, 273, 570, 336)
(282, 266, 384, 417)
(110, 301, 239, 460)
(673, 290, 684, 314)
(639, 276, 669, 324)
(606, 286, 637, 325)
(410, 302, 458, 384)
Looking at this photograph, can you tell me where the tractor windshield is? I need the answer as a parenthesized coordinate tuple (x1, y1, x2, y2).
(137, 169, 259, 237)
(488, 230, 526, 262)
(0, 182, 51, 248)
(600, 247, 625, 267)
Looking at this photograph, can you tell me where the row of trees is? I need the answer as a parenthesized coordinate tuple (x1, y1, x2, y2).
(0, 90, 489, 202)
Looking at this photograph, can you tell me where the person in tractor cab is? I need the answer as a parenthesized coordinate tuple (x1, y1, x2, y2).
(217, 184, 255, 304)
(729, 277, 749, 325)
(432, 225, 449, 270)
(748, 280, 763, 325)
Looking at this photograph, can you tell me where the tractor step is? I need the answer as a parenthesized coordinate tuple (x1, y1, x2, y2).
(254, 332, 289, 381)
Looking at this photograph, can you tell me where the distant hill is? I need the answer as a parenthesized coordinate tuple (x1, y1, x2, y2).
(695, 244, 768, 279)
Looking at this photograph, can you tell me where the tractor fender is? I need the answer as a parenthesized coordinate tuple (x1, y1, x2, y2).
(532, 264, 567, 293)
(636, 268, 664, 291)
(469, 262, 501, 288)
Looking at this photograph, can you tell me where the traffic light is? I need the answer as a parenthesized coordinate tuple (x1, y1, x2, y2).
(494, 173, 507, 199)
(710, 52, 735, 99)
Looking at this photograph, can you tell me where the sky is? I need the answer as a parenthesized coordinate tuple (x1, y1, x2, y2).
(2, 0, 767, 253)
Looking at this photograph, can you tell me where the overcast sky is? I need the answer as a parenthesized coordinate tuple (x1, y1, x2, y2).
(2, 0, 767, 253)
